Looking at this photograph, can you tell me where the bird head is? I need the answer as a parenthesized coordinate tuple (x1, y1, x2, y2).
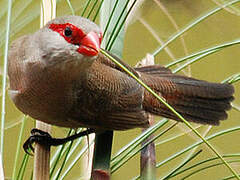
(36, 16, 102, 65)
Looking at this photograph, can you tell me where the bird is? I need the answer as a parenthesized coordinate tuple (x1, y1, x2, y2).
(7, 16, 234, 149)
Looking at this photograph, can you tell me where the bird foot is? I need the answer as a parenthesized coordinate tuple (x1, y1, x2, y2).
(23, 128, 53, 155)
(23, 128, 95, 155)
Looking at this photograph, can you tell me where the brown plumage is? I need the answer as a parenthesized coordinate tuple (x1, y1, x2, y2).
(8, 16, 234, 131)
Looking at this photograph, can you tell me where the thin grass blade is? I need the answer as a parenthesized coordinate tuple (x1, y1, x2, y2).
(12, 116, 27, 180)
(152, 0, 240, 56)
(168, 154, 240, 179)
(163, 149, 203, 180)
(1, 0, 12, 161)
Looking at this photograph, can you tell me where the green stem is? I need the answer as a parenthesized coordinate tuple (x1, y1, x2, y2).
(107, 0, 137, 51)
(111, 120, 168, 167)
(81, 0, 92, 17)
(93, 0, 104, 22)
(59, 139, 94, 180)
(166, 38, 240, 68)
(16, 154, 29, 180)
(86, 0, 98, 19)
(173, 49, 218, 73)
(163, 150, 203, 180)
(102, 0, 119, 38)
(55, 138, 74, 180)
(182, 160, 240, 180)
(111, 121, 175, 174)
(1, 0, 12, 158)
(105, 0, 130, 49)
(169, 154, 240, 179)
(50, 129, 72, 178)
(156, 127, 240, 168)
(12, 116, 27, 180)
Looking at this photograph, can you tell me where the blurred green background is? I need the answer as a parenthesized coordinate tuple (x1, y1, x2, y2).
(1, 0, 240, 179)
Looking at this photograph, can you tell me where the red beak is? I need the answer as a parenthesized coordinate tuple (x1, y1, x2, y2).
(77, 31, 100, 56)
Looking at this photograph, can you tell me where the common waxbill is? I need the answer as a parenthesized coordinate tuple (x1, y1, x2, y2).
(8, 15, 234, 132)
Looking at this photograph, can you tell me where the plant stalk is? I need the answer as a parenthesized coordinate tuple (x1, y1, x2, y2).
(91, 131, 113, 180)
(33, 0, 56, 179)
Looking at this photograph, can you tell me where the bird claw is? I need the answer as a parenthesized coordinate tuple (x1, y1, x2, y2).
(23, 128, 52, 155)
(23, 128, 95, 155)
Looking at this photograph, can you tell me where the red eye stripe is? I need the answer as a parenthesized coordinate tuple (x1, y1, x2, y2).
(49, 23, 86, 45)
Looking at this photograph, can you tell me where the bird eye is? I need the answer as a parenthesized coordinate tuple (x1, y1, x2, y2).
(64, 27, 72, 37)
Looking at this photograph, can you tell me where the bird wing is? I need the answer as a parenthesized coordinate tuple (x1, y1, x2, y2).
(68, 52, 149, 130)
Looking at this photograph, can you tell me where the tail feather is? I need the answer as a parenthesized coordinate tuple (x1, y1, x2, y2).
(165, 95, 233, 111)
(137, 65, 234, 125)
(149, 106, 227, 125)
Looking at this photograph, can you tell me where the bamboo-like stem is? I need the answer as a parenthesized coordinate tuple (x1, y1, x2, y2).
(33, 1, 56, 180)
(34, 122, 51, 180)
(140, 115, 156, 180)
(82, 133, 95, 179)
(136, 54, 156, 180)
